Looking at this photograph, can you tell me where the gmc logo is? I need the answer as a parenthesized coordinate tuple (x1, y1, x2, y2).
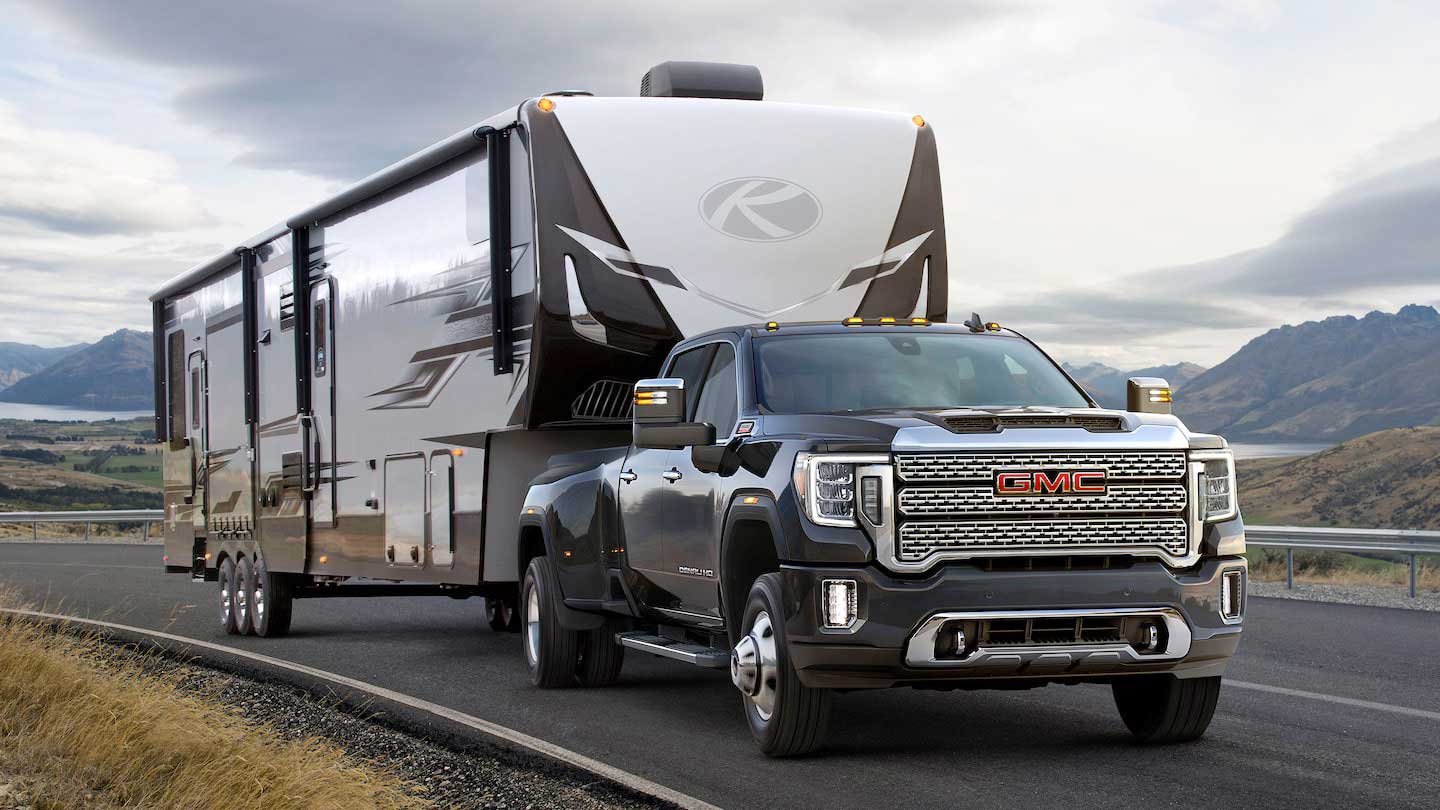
(994, 469, 1107, 496)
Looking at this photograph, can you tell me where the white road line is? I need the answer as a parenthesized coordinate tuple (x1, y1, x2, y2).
(1, 608, 722, 810)
(1228, 679, 1440, 722)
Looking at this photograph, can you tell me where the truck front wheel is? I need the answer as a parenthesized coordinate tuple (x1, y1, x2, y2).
(733, 573, 830, 757)
(1112, 675, 1222, 743)
(521, 556, 580, 688)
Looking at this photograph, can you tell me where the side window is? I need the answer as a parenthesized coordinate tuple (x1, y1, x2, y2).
(167, 330, 186, 448)
(664, 345, 715, 421)
(694, 343, 738, 439)
(465, 148, 490, 247)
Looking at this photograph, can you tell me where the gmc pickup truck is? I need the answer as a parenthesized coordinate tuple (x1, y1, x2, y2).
(517, 317, 1246, 756)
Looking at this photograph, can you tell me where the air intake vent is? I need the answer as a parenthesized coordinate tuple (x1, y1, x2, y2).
(572, 379, 633, 421)
(279, 283, 296, 331)
(942, 415, 1124, 434)
(639, 61, 763, 100)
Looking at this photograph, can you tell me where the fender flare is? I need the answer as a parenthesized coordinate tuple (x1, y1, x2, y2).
(517, 509, 604, 631)
(717, 492, 789, 640)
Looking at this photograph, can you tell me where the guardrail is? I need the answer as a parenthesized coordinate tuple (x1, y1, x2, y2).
(0, 509, 164, 543)
(1247, 525, 1440, 598)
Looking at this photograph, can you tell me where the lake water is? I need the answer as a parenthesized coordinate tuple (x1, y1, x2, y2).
(0, 402, 152, 422)
(1229, 442, 1334, 460)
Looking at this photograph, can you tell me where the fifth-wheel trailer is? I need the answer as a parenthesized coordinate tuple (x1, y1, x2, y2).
(151, 61, 946, 636)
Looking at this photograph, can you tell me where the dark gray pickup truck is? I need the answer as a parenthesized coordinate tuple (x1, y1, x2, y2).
(516, 318, 1246, 756)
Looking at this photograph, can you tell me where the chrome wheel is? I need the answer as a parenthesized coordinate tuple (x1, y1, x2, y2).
(220, 577, 232, 627)
(252, 575, 265, 627)
(524, 584, 541, 668)
(732, 610, 778, 721)
(235, 578, 249, 627)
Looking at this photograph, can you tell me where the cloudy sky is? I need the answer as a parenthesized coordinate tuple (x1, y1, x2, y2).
(2, 0, 1437, 367)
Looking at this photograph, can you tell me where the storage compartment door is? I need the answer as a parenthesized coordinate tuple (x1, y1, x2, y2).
(384, 454, 425, 567)
(429, 451, 454, 568)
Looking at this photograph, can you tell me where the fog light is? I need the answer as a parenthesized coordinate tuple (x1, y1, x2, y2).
(821, 579, 858, 629)
(1221, 569, 1245, 620)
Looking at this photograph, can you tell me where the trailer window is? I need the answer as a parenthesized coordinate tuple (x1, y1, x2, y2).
(167, 330, 186, 448)
(694, 343, 738, 439)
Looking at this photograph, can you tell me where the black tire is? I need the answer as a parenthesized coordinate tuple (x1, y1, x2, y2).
(576, 619, 626, 688)
(485, 597, 520, 633)
(234, 555, 256, 636)
(737, 573, 830, 757)
(218, 556, 239, 636)
(1112, 675, 1222, 743)
(248, 553, 294, 638)
(521, 556, 580, 688)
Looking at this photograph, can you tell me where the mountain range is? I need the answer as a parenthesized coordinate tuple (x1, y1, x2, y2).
(0, 329, 153, 410)
(1062, 361, 1208, 410)
(1174, 305, 1440, 442)
(0, 341, 89, 390)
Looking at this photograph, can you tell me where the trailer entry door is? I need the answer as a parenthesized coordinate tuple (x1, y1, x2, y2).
(186, 350, 207, 536)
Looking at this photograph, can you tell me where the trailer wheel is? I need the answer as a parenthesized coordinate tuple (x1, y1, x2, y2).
(234, 556, 256, 635)
(576, 619, 626, 688)
(485, 597, 520, 633)
(1112, 675, 1222, 743)
(521, 556, 579, 688)
(218, 556, 239, 635)
(734, 573, 830, 757)
(248, 554, 294, 638)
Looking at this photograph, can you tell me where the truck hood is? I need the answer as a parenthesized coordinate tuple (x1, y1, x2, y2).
(759, 407, 1224, 453)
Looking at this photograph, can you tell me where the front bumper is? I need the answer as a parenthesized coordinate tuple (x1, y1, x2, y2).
(781, 557, 1245, 689)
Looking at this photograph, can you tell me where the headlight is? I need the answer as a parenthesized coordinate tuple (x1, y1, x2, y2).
(1190, 449, 1238, 523)
(794, 452, 890, 528)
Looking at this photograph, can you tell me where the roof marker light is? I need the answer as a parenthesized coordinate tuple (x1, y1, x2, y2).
(911, 317, 930, 326)
(986, 322, 1002, 331)
(537, 97, 556, 112)
(879, 317, 896, 325)
(843, 317, 864, 327)
(765, 321, 779, 331)
(912, 114, 926, 127)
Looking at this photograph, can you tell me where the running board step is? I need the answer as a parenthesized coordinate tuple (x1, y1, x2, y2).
(616, 632, 730, 668)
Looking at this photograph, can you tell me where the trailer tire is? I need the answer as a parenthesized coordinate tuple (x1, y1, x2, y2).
(248, 554, 294, 638)
(736, 572, 830, 757)
(218, 556, 239, 635)
(521, 556, 579, 688)
(576, 619, 626, 688)
(486, 597, 520, 633)
(234, 556, 256, 636)
(1112, 675, 1221, 743)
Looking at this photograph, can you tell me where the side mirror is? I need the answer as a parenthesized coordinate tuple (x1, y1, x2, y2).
(632, 378, 717, 449)
(1127, 377, 1173, 415)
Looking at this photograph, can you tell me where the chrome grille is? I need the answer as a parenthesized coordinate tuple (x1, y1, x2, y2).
(897, 518, 1189, 562)
(899, 483, 1186, 516)
(895, 451, 1185, 483)
(887, 449, 1193, 570)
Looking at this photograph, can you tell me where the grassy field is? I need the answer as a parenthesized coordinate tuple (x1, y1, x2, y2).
(0, 417, 160, 515)
(0, 599, 426, 809)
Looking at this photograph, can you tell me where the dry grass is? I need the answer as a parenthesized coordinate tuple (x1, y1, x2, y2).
(0, 603, 427, 810)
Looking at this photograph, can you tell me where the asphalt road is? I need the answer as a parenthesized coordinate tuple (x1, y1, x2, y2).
(3, 542, 1438, 809)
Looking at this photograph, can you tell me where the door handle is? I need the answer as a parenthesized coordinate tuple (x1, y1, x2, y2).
(662, 468, 683, 483)
(298, 414, 317, 494)
(619, 469, 638, 484)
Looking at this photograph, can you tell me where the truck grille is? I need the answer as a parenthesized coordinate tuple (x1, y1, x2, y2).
(890, 450, 1191, 568)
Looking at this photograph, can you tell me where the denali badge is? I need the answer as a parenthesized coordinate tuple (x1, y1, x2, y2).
(994, 470, 1107, 496)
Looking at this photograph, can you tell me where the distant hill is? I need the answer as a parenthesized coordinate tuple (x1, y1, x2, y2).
(1175, 305, 1440, 442)
(0, 341, 89, 391)
(1238, 426, 1440, 529)
(0, 330, 152, 409)
(1063, 361, 1207, 409)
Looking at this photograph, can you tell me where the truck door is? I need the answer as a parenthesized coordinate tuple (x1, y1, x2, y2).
(186, 350, 207, 535)
(619, 343, 715, 610)
(307, 278, 338, 528)
(659, 341, 737, 618)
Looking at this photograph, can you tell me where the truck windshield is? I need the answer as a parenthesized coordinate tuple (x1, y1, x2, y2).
(754, 332, 1090, 413)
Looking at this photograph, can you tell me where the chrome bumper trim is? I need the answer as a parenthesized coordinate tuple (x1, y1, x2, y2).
(903, 606, 1192, 669)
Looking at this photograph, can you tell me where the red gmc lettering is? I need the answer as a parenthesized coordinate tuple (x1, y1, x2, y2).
(994, 470, 1107, 496)
(1072, 470, 1107, 493)
(995, 471, 1032, 494)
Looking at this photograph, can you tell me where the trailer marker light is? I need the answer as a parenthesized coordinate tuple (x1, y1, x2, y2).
(843, 317, 864, 327)
(450, 448, 464, 457)
(912, 114, 926, 127)
(319, 555, 329, 564)
(162, 555, 169, 562)
(204, 553, 212, 561)
(742, 495, 760, 505)
(537, 97, 556, 112)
